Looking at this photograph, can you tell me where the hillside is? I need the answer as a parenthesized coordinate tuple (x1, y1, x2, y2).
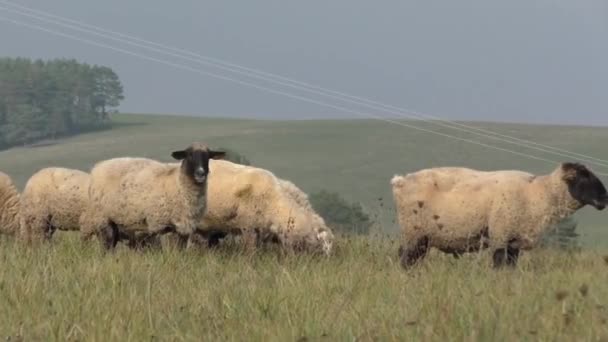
(1, 113, 607, 246)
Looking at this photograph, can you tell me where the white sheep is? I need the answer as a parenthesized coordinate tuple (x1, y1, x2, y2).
(80, 142, 225, 250)
(0, 171, 20, 237)
(391, 162, 608, 268)
(19, 167, 90, 243)
(196, 160, 334, 255)
(277, 178, 333, 251)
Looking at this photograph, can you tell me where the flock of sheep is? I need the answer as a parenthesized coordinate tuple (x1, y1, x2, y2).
(1, 141, 607, 269)
(1, 142, 334, 255)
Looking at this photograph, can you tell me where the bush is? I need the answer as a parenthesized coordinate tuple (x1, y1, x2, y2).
(309, 190, 373, 235)
(217, 147, 252, 165)
(540, 217, 580, 250)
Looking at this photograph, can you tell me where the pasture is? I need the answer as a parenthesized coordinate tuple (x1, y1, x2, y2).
(0, 235, 607, 340)
(1, 113, 608, 340)
(1, 113, 607, 246)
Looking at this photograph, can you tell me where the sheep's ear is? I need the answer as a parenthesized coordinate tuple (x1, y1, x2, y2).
(562, 162, 588, 181)
(171, 150, 187, 160)
(209, 150, 226, 160)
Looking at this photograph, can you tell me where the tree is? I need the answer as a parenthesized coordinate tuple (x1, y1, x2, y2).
(2, 103, 46, 145)
(91, 66, 124, 121)
(0, 57, 124, 150)
(540, 217, 580, 250)
(309, 190, 373, 235)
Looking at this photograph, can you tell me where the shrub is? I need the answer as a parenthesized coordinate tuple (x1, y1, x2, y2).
(309, 190, 373, 235)
(217, 147, 252, 165)
(540, 217, 580, 250)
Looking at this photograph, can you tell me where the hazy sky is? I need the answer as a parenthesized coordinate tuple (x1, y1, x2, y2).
(0, 0, 606, 125)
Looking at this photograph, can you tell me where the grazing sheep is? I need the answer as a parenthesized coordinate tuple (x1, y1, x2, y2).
(191, 160, 334, 255)
(19, 167, 90, 242)
(81, 142, 225, 250)
(391, 162, 608, 268)
(0, 171, 20, 237)
(277, 178, 333, 252)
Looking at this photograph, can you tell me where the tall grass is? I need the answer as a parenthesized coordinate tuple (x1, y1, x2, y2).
(0, 233, 607, 341)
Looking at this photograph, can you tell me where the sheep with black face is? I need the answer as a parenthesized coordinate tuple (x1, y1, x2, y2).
(156, 161, 334, 255)
(80, 142, 225, 250)
(391, 162, 607, 268)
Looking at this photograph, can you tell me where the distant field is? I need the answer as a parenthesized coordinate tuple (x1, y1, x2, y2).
(0, 235, 607, 340)
(0, 113, 607, 247)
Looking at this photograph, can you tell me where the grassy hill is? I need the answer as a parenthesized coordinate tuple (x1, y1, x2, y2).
(1, 113, 607, 247)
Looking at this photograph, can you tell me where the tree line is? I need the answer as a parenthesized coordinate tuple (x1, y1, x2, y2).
(0, 57, 124, 149)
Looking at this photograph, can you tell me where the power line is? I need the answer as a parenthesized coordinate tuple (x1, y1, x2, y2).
(0, 14, 607, 177)
(1, 0, 607, 169)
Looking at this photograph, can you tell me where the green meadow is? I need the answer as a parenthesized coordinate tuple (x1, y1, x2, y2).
(1, 113, 606, 246)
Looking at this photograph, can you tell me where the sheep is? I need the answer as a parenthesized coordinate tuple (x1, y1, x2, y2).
(0, 171, 20, 237)
(391, 162, 608, 268)
(80, 142, 225, 250)
(277, 178, 333, 251)
(18, 167, 90, 242)
(178, 160, 334, 255)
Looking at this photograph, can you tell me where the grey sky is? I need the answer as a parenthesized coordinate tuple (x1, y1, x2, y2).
(0, 0, 606, 125)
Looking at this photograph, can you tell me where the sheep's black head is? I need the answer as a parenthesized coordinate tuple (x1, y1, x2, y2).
(171, 142, 225, 185)
(562, 162, 608, 210)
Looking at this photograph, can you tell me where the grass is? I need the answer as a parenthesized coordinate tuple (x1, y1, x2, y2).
(0, 233, 607, 341)
(1, 114, 608, 340)
(1, 113, 607, 247)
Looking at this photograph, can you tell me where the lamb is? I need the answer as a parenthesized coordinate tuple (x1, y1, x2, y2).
(391, 162, 608, 268)
(188, 160, 334, 255)
(80, 142, 225, 250)
(0, 171, 20, 237)
(19, 167, 91, 242)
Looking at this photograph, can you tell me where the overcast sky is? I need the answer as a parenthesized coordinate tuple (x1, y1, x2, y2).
(0, 0, 606, 125)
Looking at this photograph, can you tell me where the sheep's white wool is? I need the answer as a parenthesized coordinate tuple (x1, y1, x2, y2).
(19, 167, 90, 242)
(197, 160, 334, 255)
(0, 171, 20, 236)
(392, 163, 607, 267)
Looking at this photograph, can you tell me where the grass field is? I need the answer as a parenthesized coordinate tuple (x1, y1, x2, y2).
(1, 113, 608, 340)
(0, 234, 608, 340)
(1, 113, 607, 246)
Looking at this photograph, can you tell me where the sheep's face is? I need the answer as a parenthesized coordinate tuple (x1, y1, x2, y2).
(292, 229, 333, 256)
(172, 143, 225, 185)
(285, 213, 333, 255)
(562, 162, 608, 210)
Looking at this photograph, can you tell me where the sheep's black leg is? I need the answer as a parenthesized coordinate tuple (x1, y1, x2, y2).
(492, 248, 506, 268)
(207, 231, 227, 248)
(98, 222, 118, 251)
(493, 247, 520, 268)
(127, 232, 162, 251)
(208, 234, 220, 248)
(188, 230, 225, 249)
(505, 247, 520, 266)
(399, 236, 429, 269)
(44, 215, 56, 240)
